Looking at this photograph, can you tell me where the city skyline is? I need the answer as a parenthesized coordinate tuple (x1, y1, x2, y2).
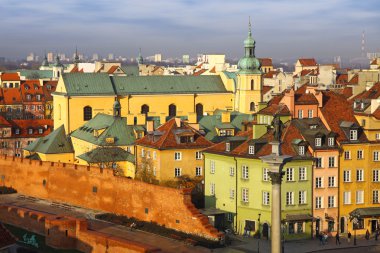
(1, 0, 379, 60)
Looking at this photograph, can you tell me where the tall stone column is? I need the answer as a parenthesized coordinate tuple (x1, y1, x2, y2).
(260, 141, 292, 253)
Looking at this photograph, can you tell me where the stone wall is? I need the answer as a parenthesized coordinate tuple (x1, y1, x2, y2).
(0, 156, 221, 240)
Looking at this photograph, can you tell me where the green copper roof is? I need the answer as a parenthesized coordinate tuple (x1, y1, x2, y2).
(24, 125, 74, 154)
(121, 65, 139, 76)
(112, 75, 229, 95)
(70, 113, 139, 146)
(77, 147, 135, 164)
(8, 70, 54, 79)
(198, 111, 253, 142)
(60, 73, 116, 96)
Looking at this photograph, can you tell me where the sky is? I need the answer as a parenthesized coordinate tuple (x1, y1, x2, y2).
(1, 0, 379, 60)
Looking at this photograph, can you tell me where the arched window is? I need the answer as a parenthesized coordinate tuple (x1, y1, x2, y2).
(251, 80, 254, 90)
(196, 103, 203, 118)
(168, 104, 176, 118)
(83, 106, 92, 121)
(141, 104, 149, 115)
(250, 102, 255, 111)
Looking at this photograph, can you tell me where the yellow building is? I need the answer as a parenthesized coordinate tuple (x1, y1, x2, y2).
(135, 118, 213, 182)
(52, 22, 264, 133)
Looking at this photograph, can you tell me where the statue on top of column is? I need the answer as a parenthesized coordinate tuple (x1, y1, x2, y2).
(271, 114, 284, 142)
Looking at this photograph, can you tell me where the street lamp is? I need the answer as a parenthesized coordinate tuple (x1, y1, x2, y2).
(258, 213, 261, 253)
(350, 212, 360, 246)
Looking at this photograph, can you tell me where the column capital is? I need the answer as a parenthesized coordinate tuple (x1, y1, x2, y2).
(269, 171, 283, 184)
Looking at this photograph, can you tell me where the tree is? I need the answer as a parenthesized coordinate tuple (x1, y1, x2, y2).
(135, 156, 157, 184)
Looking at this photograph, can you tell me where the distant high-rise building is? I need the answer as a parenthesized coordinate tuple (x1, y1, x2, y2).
(47, 52, 54, 63)
(26, 53, 35, 62)
(92, 53, 99, 61)
(367, 52, 380, 60)
(182, 54, 190, 64)
(108, 53, 114, 61)
(154, 54, 162, 62)
(58, 53, 66, 61)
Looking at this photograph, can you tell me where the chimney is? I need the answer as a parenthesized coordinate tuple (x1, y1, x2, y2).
(221, 111, 231, 123)
(281, 89, 295, 116)
(175, 117, 182, 127)
(146, 121, 154, 132)
(314, 91, 323, 108)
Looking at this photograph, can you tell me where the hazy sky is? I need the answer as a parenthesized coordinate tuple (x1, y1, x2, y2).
(1, 0, 379, 60)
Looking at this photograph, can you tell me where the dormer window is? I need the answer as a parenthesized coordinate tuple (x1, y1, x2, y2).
(28, 128, 33, 134)
(299, 146, 305, 155)
(38, 128, 43, 134)
(36, 94, 41, 101)
(315, 138, 322, 147)
(15, 129, 20, 135)
(328, 137, 334, 146)
(180, 135, 194, 143)
(248, 145, 255, 155)
(350, 130, 358, 141)
(26, 94, 31, 100)
(226, 142, 230, 152)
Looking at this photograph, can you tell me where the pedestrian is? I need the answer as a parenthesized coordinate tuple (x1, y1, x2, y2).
(319, 232, 323, 245)
(323, 232, 328, 245)
(366, 229, 370, 240)
(347, 231, 351, 243)
(376, 230, 379, 241)
(243, 225, 248, 237)
(335, 233, 341, 245)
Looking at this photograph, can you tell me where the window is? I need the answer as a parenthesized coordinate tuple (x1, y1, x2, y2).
(308, 109, 313, 118)
(286, 192, 294, 205)
(153, 167, 156, 176)
(248, 145, 255, 154)
(356, 190, 364, 204)
(195, 167, 202, 177)
(356, 169, 364, 182)
(316, 177, 323, 188)
(26, 94, 31, 100)
(373, 190, 379, 204)
(328, 196, 335, 208)
(373, 170, 379, 182)
(263, 191, 270, 205)
(328, 157, 335, 168)
(299, 146, 305, 155)
(315, 138, 322, 147)
(288, 222, 295, 234)
(15, 141, 21, 149)
(250, 102, 255, 111)
(299, 167, 307, 181)
(353, 219, 364, 230)
(225, 143, 230, 152)
(229, 167, 235, 176)
(153, 151, 157, 160)
(343, 170, 351, 182)
(349, 130, 357, 141)
(286, 168, 294, 181)
(195, 151, 202, 160)
(195, 103, 203, 117)
(344, 191, 351, 204)
(344, 151, 351, 160)
(227, 213, 233, 222)
(210, 160, 215, 174)
(374, 151, 379, 161)
(357, 150, 364, 159)
(28, 128, 33, 134)
(263, 168, 269, 181)
(328, 176, 336, 187)
(174, 168, 182, 177)
(242, 165, 249, 180)
(15, 129, 20, 135)
(299, 191, 306, 204)
(141, 149, 145, 157)
(83, 106, 92, 121)
(297, 222, 304, 233)
(315, 158, 322, 168)
(250, 80, 254, 90)
(210, 183, 215, 195)
(229, 189, 235, 199)
(174, 152, 182, 161)
(315, 196, 322, 209)
(328, 137, 334, 146)
(36, 94, 41, 101)
(298, 110, 303, 119)
(242, 188, 249, 203)
(38, 128, 43, 134)
(376, 133, 380, 140)
(168, 104, 176, 117)
(141, 104, 149, 115)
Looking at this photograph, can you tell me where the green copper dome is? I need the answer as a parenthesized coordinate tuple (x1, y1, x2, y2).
(237, 18, 262, 75)
(54, 55, 64, 67)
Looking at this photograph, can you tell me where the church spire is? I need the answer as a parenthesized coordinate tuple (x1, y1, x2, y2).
(74, 46, 80, 65)
(137, 48, 143, 64)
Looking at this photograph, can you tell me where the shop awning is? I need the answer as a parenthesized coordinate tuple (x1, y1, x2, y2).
(286, 214, 314, 222)
(350, 207, 380, 218)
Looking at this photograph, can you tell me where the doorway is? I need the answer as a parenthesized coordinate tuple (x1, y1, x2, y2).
(371, 220, 378, 233)
(262, 223, 269, 238)
(315, 219, 320, 237)
(340, 217, 345, 233)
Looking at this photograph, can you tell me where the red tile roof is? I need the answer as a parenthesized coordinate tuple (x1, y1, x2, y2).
(209, 66, 216, 73)
(193, 69, 207, 76)
(2, 88, 22, 104)
(258, 103, 290, 116)
(335, 87, 353, 99)
(11, 119, 53, 137)
(1, 73, 20, 81)
(262, 85, 272, 95)
(336, 74, 348, 84)
(320, 91, 367, 143)
(136, 118, 213, 150)
(107, 65, 119, 74)
(294, 84, 319, 104)
(350, 82, 380, 101)
(348, 74, 358, 85)
(20, 81, 45, 102)
(0, 115, 11, 127)
(298, 58, 317, 66)
(259, 58, 273, 66)
(263, 70, 278, 78)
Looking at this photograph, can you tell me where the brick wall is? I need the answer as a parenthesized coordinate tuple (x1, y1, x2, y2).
(0, 156, 222, 240)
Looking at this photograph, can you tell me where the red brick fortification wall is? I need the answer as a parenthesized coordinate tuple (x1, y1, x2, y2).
(0, 156, 222, 240)
(0, 205, 161, 253)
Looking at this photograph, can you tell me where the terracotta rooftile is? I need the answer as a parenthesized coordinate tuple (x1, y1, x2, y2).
(1, 73, 20, 81)
(259, 58, 273, 66)
(298, 58, 317, 66)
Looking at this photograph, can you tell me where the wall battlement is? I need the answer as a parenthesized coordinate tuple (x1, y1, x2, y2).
(0, 155, 222, 240)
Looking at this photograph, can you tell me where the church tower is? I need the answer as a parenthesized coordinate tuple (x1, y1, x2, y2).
(235, 18, 263, 113)
(52, 55, 64, 80)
